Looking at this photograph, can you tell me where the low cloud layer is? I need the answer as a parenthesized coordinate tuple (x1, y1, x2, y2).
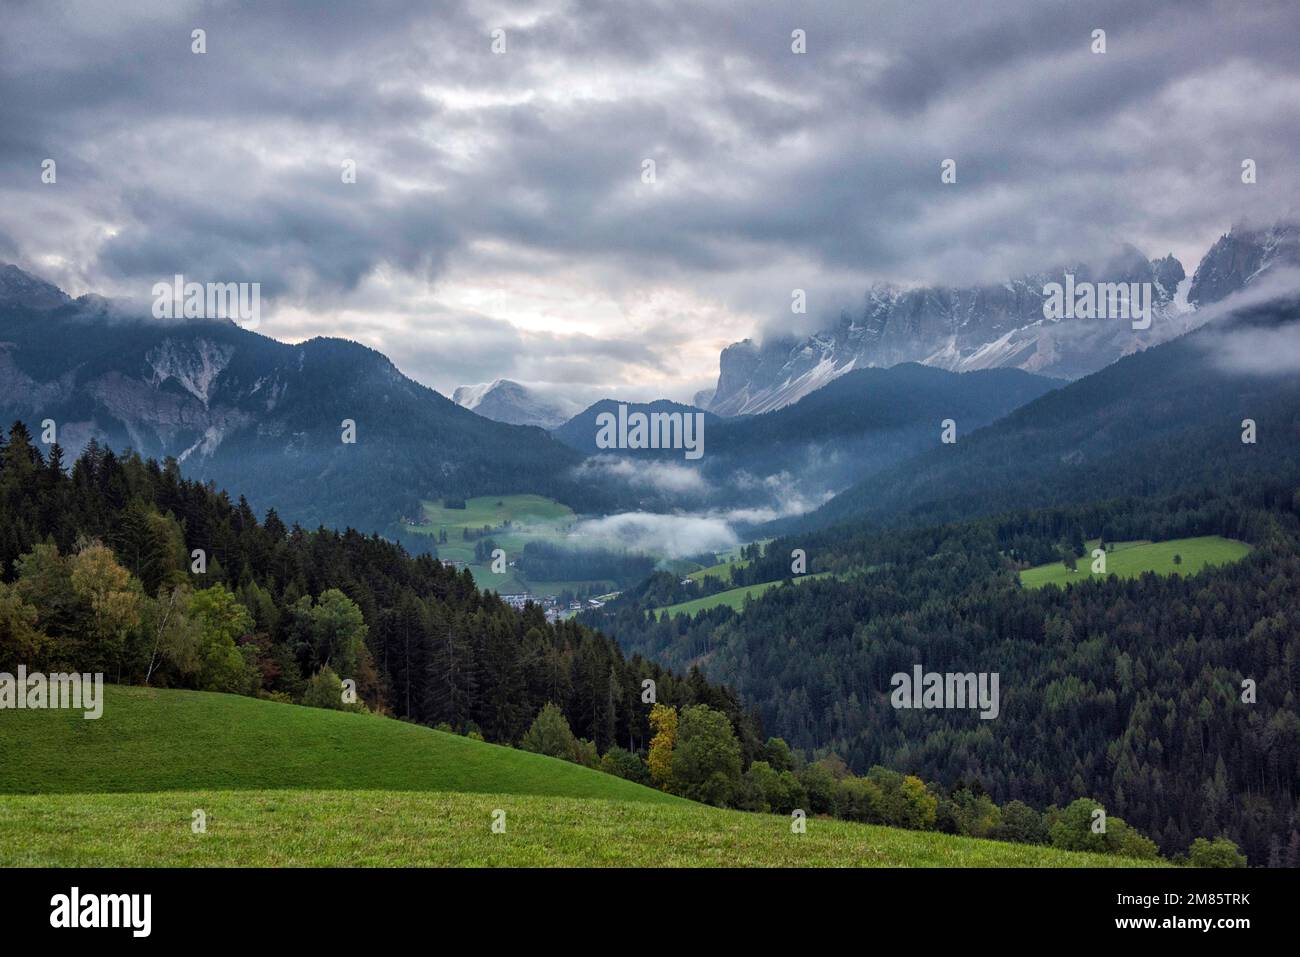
(1192, 269, 1300, 375)
(573, 455, 709, 496)
(569, 496, 821, 559)
(569, 511, 738, 559)
(3, 0, 1299, 399)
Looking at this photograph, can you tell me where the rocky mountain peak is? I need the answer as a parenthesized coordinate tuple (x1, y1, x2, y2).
(452, 378, 578, 429)
(702, 246, 1201, 417)
(0, 264, 71, 311)
(1189, 221, 1300, 307)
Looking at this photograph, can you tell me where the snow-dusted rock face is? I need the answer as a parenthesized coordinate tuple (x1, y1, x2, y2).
(1189, 223, 1300, 307)
(704, 250, 1187, 416)
(699, 231, 1297, 417)
(0, 267, 400, 467)
(452, 378, 578, 429)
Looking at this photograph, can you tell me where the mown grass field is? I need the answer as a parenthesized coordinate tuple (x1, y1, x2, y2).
(654, 572, 834, 619)
(0, 685, 1158, 867)
(0, 789, 1156, 867)
(414, 494, 574, 533)
(1020, 536, 1252, 589)
(409, 495, 575, 564)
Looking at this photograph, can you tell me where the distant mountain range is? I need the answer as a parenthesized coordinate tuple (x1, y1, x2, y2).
(696, 364, 1057, 497)
(551, 399, 721, 457)
(552, 367, 1058, 521)
(0, 266, 616, 539)
(9, 221, 1294, 544)
(777, 276, 1300, 536)
(452, 378, 580, 430)
(698, 222, 1300, 417)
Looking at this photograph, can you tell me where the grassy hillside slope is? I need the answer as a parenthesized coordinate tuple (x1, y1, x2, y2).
(0, 685, 679, 804)
(0, 686, 1161, 867)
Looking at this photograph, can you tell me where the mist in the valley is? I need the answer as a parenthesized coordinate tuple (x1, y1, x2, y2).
(563, 460, 832, 559)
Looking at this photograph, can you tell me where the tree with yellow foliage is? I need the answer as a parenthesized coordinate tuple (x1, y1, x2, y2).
(647, 703, 677, 791)
(0, 581, 50, 670)
(69, 542, 141, 677)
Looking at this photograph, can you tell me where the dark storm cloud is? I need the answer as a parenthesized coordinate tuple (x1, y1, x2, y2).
(1, 0, 1298, 395)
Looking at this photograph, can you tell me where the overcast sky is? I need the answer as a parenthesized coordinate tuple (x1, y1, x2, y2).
(2, 0, 1298, 403)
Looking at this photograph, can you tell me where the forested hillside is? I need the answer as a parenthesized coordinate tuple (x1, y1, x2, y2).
(0, 421, 756, 758)
(590, 481, 1300, 865)
(0, 278, 623, 542)
(552, 365, 1058, 514)
(1, 420, 1193, 863)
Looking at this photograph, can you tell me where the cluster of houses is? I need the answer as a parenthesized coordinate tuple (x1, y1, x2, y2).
(494, 592, 620, 623)
(434, 556, 622, 623)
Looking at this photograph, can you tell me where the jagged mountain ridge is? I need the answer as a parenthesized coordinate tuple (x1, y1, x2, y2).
(1188, 222, 1300, 307)
(701, 224, 1300, 417)
(779, 283, 1300, 536)
(0, 269, 613, 538)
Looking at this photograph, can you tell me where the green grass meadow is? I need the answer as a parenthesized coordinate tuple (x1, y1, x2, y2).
(1019, 536, 1252, 589)
(0, 789, 1153, 867)
(0, 686, 674, 802)
(654, 572, 834, 619)
(0, 685, 1159, 867)
(406, 494, 618, 596)
(687, 557, 751, 583)
(408, 495, 574, 564)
